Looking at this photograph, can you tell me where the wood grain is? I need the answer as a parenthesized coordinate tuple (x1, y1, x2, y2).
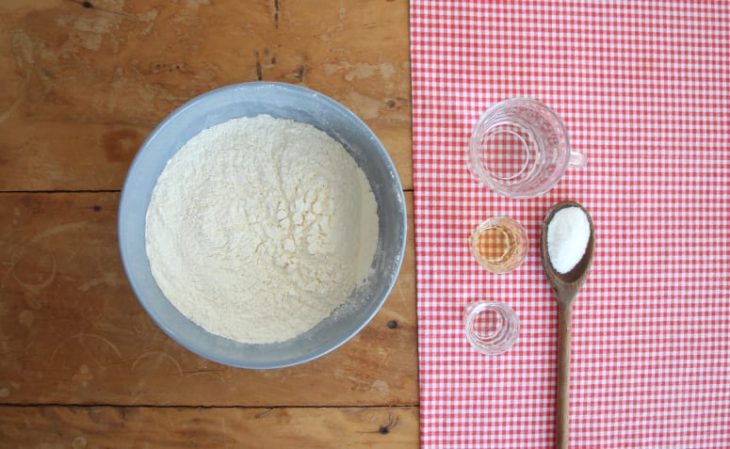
(556, 303, 571, 449)
(0, 406, 419, 449)
(0, 0, 412, 191)
(0, 192, 417, 406)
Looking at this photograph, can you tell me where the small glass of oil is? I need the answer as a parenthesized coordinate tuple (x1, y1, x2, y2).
(470, 216, 528, 273)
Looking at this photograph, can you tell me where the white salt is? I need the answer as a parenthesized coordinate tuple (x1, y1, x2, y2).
(547, 206, 591, 274)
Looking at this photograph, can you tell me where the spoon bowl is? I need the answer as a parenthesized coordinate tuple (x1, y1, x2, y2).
(540, 201, 595, 304)
(540, 200, 595, 449)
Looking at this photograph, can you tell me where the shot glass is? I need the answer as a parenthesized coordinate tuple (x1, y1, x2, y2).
(464, 301, 519, 356)
(470, 216, 528, 274)
(468, 98, 585, 198)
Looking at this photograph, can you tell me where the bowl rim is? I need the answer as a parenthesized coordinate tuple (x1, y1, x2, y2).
(118, 81, 407, 369)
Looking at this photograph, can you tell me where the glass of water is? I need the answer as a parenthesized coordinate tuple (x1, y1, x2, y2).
(468, 98, 585, 198)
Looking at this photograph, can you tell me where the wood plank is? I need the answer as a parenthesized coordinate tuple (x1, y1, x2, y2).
(0, 192, 416, 406)
(0, 0, 412, 191)
(0, 406, 419, 449)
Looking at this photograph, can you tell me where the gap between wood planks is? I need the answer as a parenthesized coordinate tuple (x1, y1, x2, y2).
(0, 403, 419, 409)
(0, 189, 121, 194)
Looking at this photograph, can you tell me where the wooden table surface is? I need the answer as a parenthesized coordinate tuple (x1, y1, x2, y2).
(0, 1, 418, 447)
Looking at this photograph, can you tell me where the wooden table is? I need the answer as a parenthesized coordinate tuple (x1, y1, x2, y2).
(0, 1, 417, 447)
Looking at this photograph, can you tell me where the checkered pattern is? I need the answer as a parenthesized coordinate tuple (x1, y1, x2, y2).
(410, 2, 730, 448)
(478, 125, 536, 184)
(474, 225, 509, 262)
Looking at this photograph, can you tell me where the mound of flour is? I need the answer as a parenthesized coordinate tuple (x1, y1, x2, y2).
(145, 115, 379, 344)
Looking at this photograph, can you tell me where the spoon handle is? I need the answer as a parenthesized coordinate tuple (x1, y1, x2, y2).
(556, 302, 572, 449)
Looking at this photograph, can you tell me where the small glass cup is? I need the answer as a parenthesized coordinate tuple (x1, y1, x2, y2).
(470, 216, 528, 274)
(468, 97, 585, 198)
(464, 302, 519, 356)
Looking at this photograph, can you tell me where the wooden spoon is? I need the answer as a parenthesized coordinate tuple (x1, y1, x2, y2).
(540, 201, 595, 449)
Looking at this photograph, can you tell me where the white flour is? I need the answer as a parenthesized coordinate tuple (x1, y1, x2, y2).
(145, 115, 379, 344)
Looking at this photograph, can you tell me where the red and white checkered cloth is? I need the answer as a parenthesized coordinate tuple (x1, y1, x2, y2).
(410, 1, 730, 448)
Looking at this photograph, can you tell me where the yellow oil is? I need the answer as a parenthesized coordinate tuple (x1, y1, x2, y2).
(471, 217, 527, 273)
(475, 226, 513, 262)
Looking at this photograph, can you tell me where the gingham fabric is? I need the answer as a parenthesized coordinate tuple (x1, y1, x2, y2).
(410, 2, 730, 448)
